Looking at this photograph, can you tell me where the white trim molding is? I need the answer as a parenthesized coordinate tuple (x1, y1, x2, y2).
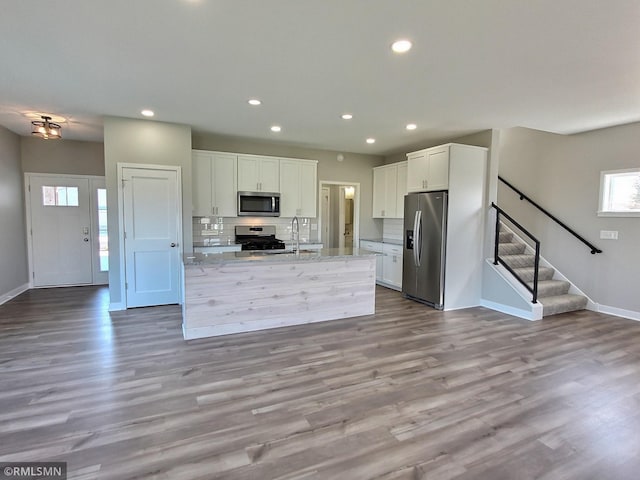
(0, 283, 29, 306)
(595, 304, 640, 322)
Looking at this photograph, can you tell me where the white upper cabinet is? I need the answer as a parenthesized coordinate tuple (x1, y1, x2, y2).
(279, 158, 318, 217)
(237, 155, 279, 192)
(407, 145, 450, 192)
(372, 161, 407, 218)
(192, 150, 237, 217)
(396, 161, 408, 215)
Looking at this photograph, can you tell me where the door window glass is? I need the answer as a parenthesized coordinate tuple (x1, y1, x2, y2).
(97, 188, 109, 272)
(42, 186, 79, 206)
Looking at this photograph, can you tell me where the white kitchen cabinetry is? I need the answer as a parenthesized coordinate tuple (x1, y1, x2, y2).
(407, 145, 450, 192)
(360, 240, 402, 290)
(372, 161, 407, 218)
(279, 158, 318, 217)
(382, 243, 403, 289)
(406, 143, 488, 310)
(396, 161, 408, 214)
(237, 155, 279, 192)
(192, 150, 237, 217)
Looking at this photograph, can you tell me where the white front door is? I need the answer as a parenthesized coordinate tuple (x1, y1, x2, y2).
(28, 175, 93, 286)
(122, 166, 181, 307)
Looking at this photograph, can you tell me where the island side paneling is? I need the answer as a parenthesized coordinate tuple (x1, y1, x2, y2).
(183, 256, 376, 338)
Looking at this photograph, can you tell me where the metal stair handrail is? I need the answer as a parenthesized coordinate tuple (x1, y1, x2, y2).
(498, 176, 602, 254)
(491, 202, 540, 303)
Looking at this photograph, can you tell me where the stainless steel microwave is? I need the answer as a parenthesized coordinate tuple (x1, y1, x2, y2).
(237, 191, 280, 217)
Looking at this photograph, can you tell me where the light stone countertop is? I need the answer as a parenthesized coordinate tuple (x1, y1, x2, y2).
(360, 238, 403, 246)
(183, 247, 378, 266)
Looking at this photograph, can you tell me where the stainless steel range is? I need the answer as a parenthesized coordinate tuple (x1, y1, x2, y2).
(235, 225, 286, 251)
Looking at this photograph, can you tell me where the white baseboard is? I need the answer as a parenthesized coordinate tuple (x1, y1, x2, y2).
(480, 299, 543, 321)
(108, 302, 126, 312)
(0, 283, 30, 306)
(595, 304, 640, 322)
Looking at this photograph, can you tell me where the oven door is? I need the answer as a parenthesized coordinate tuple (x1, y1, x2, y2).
(237, 192, 280, 217)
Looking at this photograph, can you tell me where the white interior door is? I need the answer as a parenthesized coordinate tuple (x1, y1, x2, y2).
(28, 175, 93, 286)
(122, 166, 181, 307)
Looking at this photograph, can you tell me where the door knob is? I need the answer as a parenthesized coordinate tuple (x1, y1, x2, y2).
(83, 238, 89, 242)
(170, 242, 177, 247)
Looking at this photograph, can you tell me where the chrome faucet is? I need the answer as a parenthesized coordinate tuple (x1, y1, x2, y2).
(291, 216, 300, 255)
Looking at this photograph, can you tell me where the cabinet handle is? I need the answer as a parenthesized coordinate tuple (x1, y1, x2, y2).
(212, 206, 215, 215)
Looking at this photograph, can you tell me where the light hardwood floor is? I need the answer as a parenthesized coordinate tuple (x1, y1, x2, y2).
(1, 286, 640, 479)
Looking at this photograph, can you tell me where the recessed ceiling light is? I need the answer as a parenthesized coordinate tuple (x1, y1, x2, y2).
(366, 138, 376, 144)
(391, 39, 412, 54)
(248, 99, 261, 106)
(406, 123, 417, 130)
(341, 113, 353, 120)
(271, 125, 281, 132)
(141, 109, 154, 117)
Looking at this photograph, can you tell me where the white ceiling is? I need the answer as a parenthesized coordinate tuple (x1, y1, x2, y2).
(1, 0, 639, 155)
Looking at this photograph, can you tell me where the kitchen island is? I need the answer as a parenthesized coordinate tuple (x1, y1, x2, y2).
(181, 248, 377, 339)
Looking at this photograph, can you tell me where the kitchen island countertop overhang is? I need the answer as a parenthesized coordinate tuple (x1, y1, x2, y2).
(182, 248, 378, 339)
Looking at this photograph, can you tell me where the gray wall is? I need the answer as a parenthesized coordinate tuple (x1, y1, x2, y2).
(192, 132, 385, 239)
(21, 137, 104, 176)
(497, 124, 640, 313)
(104, 117, 192, 308)
(0, 126, 28, 297)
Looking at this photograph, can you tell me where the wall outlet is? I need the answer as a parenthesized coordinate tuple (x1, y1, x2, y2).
(600, 230, 618, 240)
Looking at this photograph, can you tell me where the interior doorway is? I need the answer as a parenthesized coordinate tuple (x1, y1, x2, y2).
(119, 164, 182, 308)
(318, 181, 360, 248)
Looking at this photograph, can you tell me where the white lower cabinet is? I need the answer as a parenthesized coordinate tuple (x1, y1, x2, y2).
(382, 243, 403, 288)
(360, 240, 403, 290)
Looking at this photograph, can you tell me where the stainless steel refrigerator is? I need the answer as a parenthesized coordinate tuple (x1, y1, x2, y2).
(402, 191, 448, 309)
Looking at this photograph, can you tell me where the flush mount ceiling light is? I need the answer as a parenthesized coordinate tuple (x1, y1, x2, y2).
(341, 113, 353, 120)
(270, 125, 281, 132)
(366, 138, 376, 144)
(31, 115, 62, 140)
(248, 99, 262, 106)
(391, 39, 412, 53)
(406, 123, 417, 130)
(141, 109, 155, 117)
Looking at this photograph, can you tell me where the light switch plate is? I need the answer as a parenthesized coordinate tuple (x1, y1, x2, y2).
(600, 230, 618, 240)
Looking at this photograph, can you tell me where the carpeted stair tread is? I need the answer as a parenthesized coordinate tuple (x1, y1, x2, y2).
(498, 242, 526, 255)
(529, 279, 571, 298)
(512, 266, 555, 282)
(498, 231, 513, 242)
(539, 294, 588, 316)
(501, 254, 536, 268)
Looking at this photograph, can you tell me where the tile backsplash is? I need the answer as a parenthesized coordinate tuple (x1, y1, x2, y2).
(193, 216, 319, 246)
(383, 219, 403, 242)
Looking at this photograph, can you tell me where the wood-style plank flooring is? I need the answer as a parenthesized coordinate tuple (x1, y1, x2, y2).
(1, 286, 640, 479)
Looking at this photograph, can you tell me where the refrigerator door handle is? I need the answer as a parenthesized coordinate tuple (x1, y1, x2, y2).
(412, 211, 419, 266)
(414, 210, 422, 267)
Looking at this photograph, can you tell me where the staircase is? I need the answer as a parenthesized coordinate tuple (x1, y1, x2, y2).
(498, 228, 588, 317)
